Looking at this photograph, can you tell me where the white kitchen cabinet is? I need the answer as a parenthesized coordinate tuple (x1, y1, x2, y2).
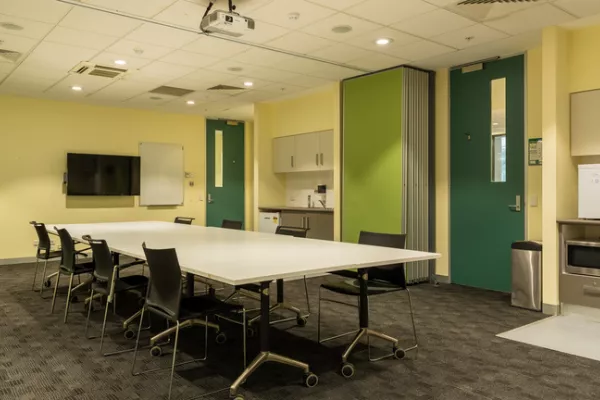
(318, 130, 334, 171)
(273, 130, 334, 173)
(273, 136, 295, 173)
(572, 90, 600, 156)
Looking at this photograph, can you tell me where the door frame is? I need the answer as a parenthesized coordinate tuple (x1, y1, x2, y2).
(204, 118, 246, 228)
(446, 53, 529, 282)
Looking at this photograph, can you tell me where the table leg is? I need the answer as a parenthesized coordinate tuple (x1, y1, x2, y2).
(185, 273, 195, 297)
(229, 281, 317, 398)
(248, 279, 307, 326)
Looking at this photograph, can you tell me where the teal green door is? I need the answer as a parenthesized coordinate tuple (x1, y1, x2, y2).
(206, 119, 245, 228)
(450, 55, 525, 292)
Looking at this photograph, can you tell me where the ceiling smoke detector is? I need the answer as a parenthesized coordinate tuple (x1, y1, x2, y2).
(288, 12, 300, 21)
(228, 66, 244, 72)
(332, 25, 353, 34)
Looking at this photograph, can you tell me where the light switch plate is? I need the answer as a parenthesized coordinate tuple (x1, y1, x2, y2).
(530, 195, 538, 207)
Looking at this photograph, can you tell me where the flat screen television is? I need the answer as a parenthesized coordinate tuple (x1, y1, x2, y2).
(67, 153, 141, 196)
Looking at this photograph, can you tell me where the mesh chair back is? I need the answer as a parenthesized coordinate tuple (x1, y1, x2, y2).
(275, 226, 308, 238)
(174, 217, 194, 225)
(222, 219, 243, 230)
(358, 231, 407, 288)
(56, 228, 77, 273)
(30, 221, 51, 252)
(83, 236, 114, 284)
(142, 244, 182, 320)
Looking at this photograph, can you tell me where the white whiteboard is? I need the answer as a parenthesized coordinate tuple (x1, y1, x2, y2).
(139, 142, 184, 206)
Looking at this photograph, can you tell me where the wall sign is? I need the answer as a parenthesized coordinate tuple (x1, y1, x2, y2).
(528, 138, 542, 166)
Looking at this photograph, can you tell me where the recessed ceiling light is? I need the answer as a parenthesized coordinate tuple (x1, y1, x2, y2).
(114, 59, 127, 66)
(187, 100, 195, 105)
(71, 86, 83, 91)
(0, 22, 24, 31)
(375, 38, 392, 46)
(288, 12, 300, 21)
(332, 25, 353, 34)
(244, 81, 253, 87)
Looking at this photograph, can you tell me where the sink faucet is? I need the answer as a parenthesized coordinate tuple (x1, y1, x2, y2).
(318, 200, 326, 209)
(308, 194, 312, 208)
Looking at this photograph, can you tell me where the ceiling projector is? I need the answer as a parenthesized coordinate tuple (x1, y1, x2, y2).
(201, 9, 255, 38)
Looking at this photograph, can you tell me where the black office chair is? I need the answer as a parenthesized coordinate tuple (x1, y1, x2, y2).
(30, 221, 62, 295)
(317, 231, 417, 379)
(174, 217, 194, 225)
(229, 226, 311, 331)
(222, 219, 243, 230)
(82, 235, 148, 356)
(131, 244, 246, 400)
(51, 228, 95, 323)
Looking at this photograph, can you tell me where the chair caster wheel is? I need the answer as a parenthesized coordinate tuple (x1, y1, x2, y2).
(246, 327, 255, 338)
(124, 326, 137, 340)
(340, 362, 355, 378)
(215, 332, 227, 345)
(393, 347, 406, 360)
(150, 346, 163, 357)
(303, 372, 318, 388)
(231, 395, 244, 400)
(44, 280, 52, 288)
(296, 316, 308, 327)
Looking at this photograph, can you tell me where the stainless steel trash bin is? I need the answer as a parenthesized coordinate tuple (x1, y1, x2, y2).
(511, 241, 542, 311)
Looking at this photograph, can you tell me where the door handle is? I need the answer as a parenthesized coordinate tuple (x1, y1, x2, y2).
(316, 154, 319, 166)
(320, 153, 324, 165)
(207, 193, 214, 204)
(291, 156, 294, 168)
(508, 195, 521, 212)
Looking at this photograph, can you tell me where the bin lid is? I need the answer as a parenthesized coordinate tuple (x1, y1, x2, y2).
(512, 241, 542, 251)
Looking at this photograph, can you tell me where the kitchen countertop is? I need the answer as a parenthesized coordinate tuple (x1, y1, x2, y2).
(557, 219, 600, 226)
(259, 206, 334, 213)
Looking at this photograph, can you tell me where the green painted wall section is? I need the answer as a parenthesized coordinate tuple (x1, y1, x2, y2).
(342, 68, 403, 243)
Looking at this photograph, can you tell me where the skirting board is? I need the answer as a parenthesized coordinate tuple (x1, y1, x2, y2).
(0, 257, 36, 266)
(542, 303, 559, 316)
(434, 274, 450, 284)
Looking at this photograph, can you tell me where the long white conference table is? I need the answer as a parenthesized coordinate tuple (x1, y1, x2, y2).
(51, 221, 440, 398)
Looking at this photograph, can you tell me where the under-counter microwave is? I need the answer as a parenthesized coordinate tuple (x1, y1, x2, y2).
(566, 240, 600, 278)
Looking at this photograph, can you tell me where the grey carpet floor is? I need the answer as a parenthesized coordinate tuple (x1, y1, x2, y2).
(1, 261, 600, 400)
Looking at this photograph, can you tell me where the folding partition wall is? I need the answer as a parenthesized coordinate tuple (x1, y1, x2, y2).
(342, 66, 433, 284)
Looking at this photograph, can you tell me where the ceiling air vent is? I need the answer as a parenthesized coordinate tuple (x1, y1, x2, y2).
(149, 86, 195, 97)
(69, 62, 128, 79)
(0, 49, 22, 63)
(458, 0, 539, 4)
(207, 84, 245, 91)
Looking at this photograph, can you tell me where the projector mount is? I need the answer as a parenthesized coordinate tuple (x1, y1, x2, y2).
(203, 0, 237, 19)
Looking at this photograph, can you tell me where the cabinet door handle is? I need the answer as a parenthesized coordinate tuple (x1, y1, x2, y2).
(291, 156, 294, 168)
(320, 153, 324, 165)
(301, 217, 306, 229)
(306, 216, 310, 230)
(315, 154, 319, 166)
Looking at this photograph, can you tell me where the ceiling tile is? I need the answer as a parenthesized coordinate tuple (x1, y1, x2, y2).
(60, 7, 141, 36)
(238, 21, 289, 44)
(0, 62, 14, 74)
(183, 35, 248, 57)
(0, 31, 39, 56)
(160, 49, 219, 68)
(271, 56, 329, 73)
(305, 0, 368, 11)
(89, 79, 159, 101)
(423, 0, 458, 6)
(106, 39, 173, 60)
(167, 69, 237, 89)
(305, 63, 360, 80)
(45, 26, 118, 51)
(279, 74, 332, 88)
(230, 48, 296, 67)
(125, 23, 198, 49)
(0, 0, 72, 24)
(392, 9, 476, 39)
(266, 31, 334, 54)
(153, 0, 207, 29)
(20, 41, 98, 71)
(310, 43, 371, 63)
(9, 62, 66, 81)
(348, 52, 406, 70)
(83, 0, 177, 18)
(129, 60, 197, 82)
(92, 52, 152, 69)
(447, 1, 546, 23)
(0, 73, 56, 93)
(125, 92, 174, 105)
(486, 4, 575, 35)
(261, 82, 306, 94)
(349, 27, 421, 52)
(224, 76, 273, 90)
(186, 89, 234, 102)
(386, 39, 454, 61)
(250, 0, 336, 29)
(0, 72, 7, 82)
(431, 23, 507, 49)
(184, 0, 272, 14)
(0, 14, 54, 40)
(554, 0, 600, 18)
(231, 89, 276, 102)
(241, 66, 300, 82)
(301, 12, 382, 41)
(45, 73, 114, 95)
(204, 59, 255, 76)
(345, 0, 436, 25)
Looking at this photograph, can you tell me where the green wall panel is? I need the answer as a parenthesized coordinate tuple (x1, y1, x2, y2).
(342, 68, 403, 243)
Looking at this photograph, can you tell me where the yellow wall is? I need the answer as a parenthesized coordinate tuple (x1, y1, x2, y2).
(244, 121, 254, 231)
(435, 68, 450, 277)
(569, 25, 600, 93)
(0, 95, 207, 260)
(526, 47, 543, 240)
(253, 84, 341, 239)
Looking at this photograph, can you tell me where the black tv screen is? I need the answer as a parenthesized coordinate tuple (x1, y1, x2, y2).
(67, 153, 141, 196)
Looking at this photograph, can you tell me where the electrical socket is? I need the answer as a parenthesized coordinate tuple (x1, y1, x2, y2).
(33, 239, 38, 247)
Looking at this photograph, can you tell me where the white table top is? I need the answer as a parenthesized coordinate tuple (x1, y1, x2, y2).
(51, 222, 440, 286)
